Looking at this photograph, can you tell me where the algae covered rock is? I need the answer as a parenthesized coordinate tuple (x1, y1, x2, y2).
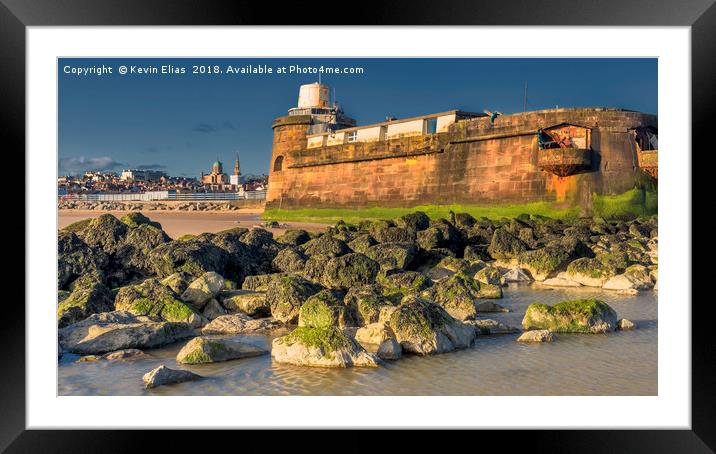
(176, 336, 266, 364)
(74, 214, 128, 254)
(320, 253, 380, 289)
(396, 211, 430, 231)
(421, 273, 486, 321)
(275, 229, 311, 246)
(120, 212, 162, 229)
(271, 326, 379, 368)
(115, 278, 201, 327)
(521, 299, 618, 333)
(298, 289, 353, 328)
(143, 365, 201, 389)
(602, 264, 653, 293)
(265, 274, 321, 323)
(365, 242, 417, 272)
(58, 231, 109, 290)
(565, 257, 616, 287)
(388, 297, 475, 355)
(517, 246, 572, 281)
(241, 273, 287, 291)
(301, 235, 350, 258)
(220, 290, 270, 316)
(347, 233, 377, 254)
(272, 247, 307, 273)
(149, 239, 231, 279)
(378, 271, 431, 303)
(57, 277, 114, 328)
(160, 272, 193, 295)
(487, 228, 527, 261)
(473, 266, 504, 286)
(301, 254, 332, 282)
(180, 271, 226, 310)
(343, 284, 392, 326)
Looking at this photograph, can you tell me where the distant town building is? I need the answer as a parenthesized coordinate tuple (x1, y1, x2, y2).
(120, 169, 167, 182)
(229, 153, 241, 186)
(200, 159, 229, 185)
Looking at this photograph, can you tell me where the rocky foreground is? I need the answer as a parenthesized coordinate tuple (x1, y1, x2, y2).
(58, 211, 654, 387)
(59, 200, 244, 212)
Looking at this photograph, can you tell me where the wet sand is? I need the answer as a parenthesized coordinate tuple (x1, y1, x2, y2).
(58, 209, 330, 239)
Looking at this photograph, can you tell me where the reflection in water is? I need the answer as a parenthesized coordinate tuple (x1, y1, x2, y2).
(58, 285, 657, 396)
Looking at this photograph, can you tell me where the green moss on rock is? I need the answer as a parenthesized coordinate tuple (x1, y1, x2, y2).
(522, 298, 618, 333)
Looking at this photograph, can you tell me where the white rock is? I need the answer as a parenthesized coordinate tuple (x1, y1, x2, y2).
(502, 267, 533, 283)
(181, 272, 226, 309)
(143, 365, 201, 389)
(617, 319, 637, 330)
(517, 329, 555, 343)
(539, 273, 583, 288)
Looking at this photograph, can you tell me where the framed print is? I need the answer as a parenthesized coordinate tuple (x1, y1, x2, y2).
(4, 0, 712, 450)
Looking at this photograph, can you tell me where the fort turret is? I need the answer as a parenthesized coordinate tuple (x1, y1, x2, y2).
(268, 83, 356, 206)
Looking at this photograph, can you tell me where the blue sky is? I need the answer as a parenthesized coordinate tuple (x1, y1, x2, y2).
(58, 58, 657, 177)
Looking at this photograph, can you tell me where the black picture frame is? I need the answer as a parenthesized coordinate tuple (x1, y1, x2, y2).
(4, 0, 710, 450)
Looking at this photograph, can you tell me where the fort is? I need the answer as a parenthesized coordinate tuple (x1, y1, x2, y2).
(266, 83, 658, 218)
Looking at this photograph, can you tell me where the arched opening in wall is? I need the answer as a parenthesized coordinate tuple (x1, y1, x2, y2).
(273, 156, 284, 172)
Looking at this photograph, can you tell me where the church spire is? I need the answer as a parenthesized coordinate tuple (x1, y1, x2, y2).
(234, 152, 241, 176)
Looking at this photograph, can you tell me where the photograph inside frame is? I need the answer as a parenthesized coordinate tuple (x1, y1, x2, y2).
(56, 57, 658, 396)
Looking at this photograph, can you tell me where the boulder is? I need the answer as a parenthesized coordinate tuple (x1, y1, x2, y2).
(301, 235, 351, 258)
(538, 273, 583, 288)
(378, 271, 432, 303)
(354, 322, 395, 346)
(395, 211, 430, 231)
(487, 228, 527, 261)
(275, 229, 311, 246)
(265, 275, 321, 324)
(102, 348, 144, 361)
(344, 285, 392, 326)
(143, 365, 201, 389)
(59, 311, 194, 354)
(159, 272, 193, 295)
(467, 319, 519, 335)
(115, 278, 201, 327)
(565, 257, 616, 287)
(301, 254, 332, 282)
(376, 338, 402, 360)
(220, 290, 270, 316)
(517, 246, 572, 281)
(180, 272, 226, 310)
(201, 313, 282, 335)
(602, 264, 653, 293)
(617, 318, 637, 330)
(74, 214, 128, 254)
(241, 273, 287, 291)
(202, 298, 226, 320)
(271, 326, 379, 368)
(388, 298, 475, 355)
(517, 330, 555, 343)
(321, 253, 380, 289)
(57, 277, 114, 328)
(57, 231, 109, 290)
(176, 337, 266, 364)
(522, 299, 618, 333)
(298, 289, 353, 329)
(473, 266, 504, 286)
(120, 212, 162, 229)
(416, 227, 446, 251)
(347, 234, 377, 254)
(149, 239, 231, 279)
(370, 225, 416, 244)
(272, 247, 307, 273)
(364, 242, 417, 272)
(422, 273, 485, 321)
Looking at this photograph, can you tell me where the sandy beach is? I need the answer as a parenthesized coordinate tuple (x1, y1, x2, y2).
(58, 209, 329, 239)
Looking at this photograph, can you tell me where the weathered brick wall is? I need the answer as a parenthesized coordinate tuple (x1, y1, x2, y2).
(266, 108, 657, 211)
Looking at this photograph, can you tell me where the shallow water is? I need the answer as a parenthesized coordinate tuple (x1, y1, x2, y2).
(58, 285, 657, 396)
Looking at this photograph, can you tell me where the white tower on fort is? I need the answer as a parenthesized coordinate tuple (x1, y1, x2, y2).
(287, 82, 356, 134)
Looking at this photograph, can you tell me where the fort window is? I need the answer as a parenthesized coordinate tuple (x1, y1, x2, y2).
(424, 117, 437, 135)
(345, 131, 358, 143)
(273, 156, 284, 172)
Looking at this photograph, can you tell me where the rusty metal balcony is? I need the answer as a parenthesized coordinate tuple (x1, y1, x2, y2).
(636, 149, 658, 179)
(538, 148, 592, 177)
